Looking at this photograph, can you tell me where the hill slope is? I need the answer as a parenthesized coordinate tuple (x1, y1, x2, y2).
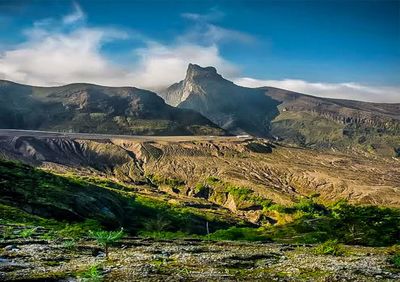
(0, 80, 226, 136)
(161, 64, 400, 156)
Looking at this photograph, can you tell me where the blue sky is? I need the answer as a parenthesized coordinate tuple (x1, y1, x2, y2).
(0, 0, 399, 102)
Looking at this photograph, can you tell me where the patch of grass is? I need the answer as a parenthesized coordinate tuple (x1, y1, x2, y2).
(146, 174, 185, 188)
(138, 231, 192, 240)
(77, 264, 103, 282)
(314, 239, 345, 256)
(62, 239, 77, 250)
(19, 227, 38, 239)
(209, 227, 270, 242)
(57, 220, 102, 239)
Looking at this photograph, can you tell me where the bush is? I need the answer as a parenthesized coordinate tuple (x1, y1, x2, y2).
(314, 239, 345, 256)
(89, 228, 125, 258)
(389, 252, 400, 268)
(294, 197, 327, 216)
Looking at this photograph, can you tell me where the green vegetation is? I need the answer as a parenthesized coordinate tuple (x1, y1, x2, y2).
(1, 159, 399, 248)
(271, 111, 400, 157)
(200, 177, 273, 209)
(146, 174, 186, 188)
(77, 264, 103, 282)
(62, 239, 77, 250)
(209, 227, 269, 242)
(266, 198, 400, 246)
(314, 240, 345, 256)
(19, 227, 38, 239)
(389, 253, 400, 268)
(89, 229, 125, 258)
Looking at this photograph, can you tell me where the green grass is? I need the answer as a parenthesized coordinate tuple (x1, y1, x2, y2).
(314, 240, 346, 256)
(209, 227, 270, 242)
(77, 264, 103, 282)
(390, 253, 400, 268)
(1, 159, 399, 246)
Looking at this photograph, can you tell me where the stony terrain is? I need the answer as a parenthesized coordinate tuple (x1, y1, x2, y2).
(1, 235, 399, 281)
(1, 131, 399, 281)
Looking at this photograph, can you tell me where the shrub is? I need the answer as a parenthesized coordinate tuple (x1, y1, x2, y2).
(89, 228, 125, 258)
(314, 239, 345, 256)
(294, 197, 327, 216)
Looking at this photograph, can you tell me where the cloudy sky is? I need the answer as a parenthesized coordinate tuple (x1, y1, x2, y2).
(0, 0, 399, 102)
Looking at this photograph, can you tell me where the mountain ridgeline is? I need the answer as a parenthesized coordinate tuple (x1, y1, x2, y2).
(0, 64, 399, 156)
(0, 80, 226, 136)
(161, 64, 400, 157)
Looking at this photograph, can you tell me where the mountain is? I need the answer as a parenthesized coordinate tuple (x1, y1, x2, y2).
(161, 64, 280, 137)
(161, 64, 400, 157)
(0, 80, 226, 136)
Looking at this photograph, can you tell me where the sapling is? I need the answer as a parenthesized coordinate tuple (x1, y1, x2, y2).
(89, 228, 125, 258)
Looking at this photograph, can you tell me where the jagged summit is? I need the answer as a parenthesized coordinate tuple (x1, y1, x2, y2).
(160, 63, 279, 137)
(185, 63, 222, 81)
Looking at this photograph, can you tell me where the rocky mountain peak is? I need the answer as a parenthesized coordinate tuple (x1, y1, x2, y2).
(185, 63, 222, 81)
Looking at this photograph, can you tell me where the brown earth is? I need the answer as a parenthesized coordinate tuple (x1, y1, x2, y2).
(1, 130, 399, 219)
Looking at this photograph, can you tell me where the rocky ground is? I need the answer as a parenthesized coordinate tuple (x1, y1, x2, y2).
(1, 237, 399, 281)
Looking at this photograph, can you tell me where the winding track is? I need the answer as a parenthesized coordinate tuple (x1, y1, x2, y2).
(0, 129, 250, 142)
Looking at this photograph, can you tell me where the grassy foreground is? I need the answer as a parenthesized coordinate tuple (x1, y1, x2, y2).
(1, 158, 400, 281)
(1, 158, 399, 246)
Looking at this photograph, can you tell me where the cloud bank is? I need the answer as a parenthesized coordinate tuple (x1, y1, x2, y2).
(0, 3, 398, 103)
(234, 78, 400, 103)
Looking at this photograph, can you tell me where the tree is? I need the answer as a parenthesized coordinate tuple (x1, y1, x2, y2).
(89, 228, 125, 258)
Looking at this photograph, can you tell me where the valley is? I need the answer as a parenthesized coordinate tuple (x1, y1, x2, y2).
(0, 130, 399, 281)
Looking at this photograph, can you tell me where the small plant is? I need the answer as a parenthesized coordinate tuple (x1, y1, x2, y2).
(389, 253, 400, 268)
(77, 264, 103, 282)
(314, 239, 345, 256)
(1, 226, 15, 241)
(19, 227, 38, 239)
(62, 239, 77, 250)
(89, 228, 125, 258)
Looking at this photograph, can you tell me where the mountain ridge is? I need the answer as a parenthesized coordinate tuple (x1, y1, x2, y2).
(160, 64, 400, 157)
(0, 79, 226, 136)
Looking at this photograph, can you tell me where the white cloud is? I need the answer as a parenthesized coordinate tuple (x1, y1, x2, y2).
(234, 77, 400, 103)
(181, 9, 225, 22)
(131, 43, 239, 89)
(0, 3, 240, 89)
(63, 2, 85, 24)
(0, 4, 398, 103)
(0, 27, 132, 86)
